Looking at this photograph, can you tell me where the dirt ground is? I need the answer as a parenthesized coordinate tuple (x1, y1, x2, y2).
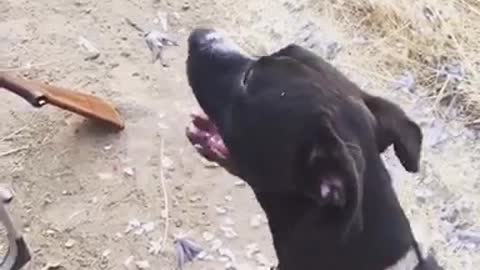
(1, 0, 479, 269)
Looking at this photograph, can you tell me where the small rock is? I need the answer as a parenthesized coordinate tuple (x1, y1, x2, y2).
(197, 251, 208, 260)
(202, 231, 215, 241)
(234, 180, 246, 187)
(182, 2, 190, 10)
(98, 172, 113, 180)
(249, 215, 263, 228)
(189, 195, 201, 203)
(171, 12, 180, 20)
(0, 185, 13, 202)
(64, 238, 76, 249)
(218, 248, 236, 262)
(175, 219, 183, 227)
(201, 158, 220, 168)
(245, 243, 260, 259)
(210, 239, 223, 251)
(218, 256, 230, 263)
(220, 226, 238, 239)
(162, 156, 174, 170)
(135, 260, 151, 269)
(102, 249, 111, 257)
(215, 206, 228, 215)
(45, 229, 56, 236)
(124, 256, 134, 267)
(41, 261, 62, 270)
(149, 241, 162, 255)
(103, 145, 112, 150)
(78, 36, 100, 60)
(224, 195, 233, 202)
(142, 222, 155, 233)
(254, 253, 270, 266)
(123, 167, 135, 177)
(120, 51, 131, 58)
(158, 207, 167, 218)
(125, 218, 141, 233)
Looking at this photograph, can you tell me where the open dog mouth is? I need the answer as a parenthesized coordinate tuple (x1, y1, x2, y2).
(185, 113, 236, 173)
(186, 113, 347, 207)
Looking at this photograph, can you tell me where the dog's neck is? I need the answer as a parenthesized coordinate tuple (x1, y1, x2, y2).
(253, 157, 425, 270)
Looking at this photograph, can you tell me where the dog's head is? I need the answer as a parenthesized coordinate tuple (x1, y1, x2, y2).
(187, 28, 423, 238)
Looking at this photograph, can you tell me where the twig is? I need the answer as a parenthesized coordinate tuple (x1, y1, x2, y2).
(0, 146, 30, 158)
(0, 60, 61, 72)
(159, 137, 170, 252)
(124, 18, 145, 33)
(465, 118, 480, 128)
(0, 126, 28, 142)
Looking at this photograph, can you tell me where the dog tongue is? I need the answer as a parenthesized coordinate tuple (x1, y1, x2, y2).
(208, 134, 229, 157)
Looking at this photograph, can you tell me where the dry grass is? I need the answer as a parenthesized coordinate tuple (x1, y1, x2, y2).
(313, 0, 480, 120)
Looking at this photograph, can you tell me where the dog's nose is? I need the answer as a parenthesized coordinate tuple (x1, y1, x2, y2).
(188, 28, 223, 49)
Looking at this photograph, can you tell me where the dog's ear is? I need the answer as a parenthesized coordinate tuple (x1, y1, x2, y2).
(301, 120, 365, 240)
(363, 95, 423, 172)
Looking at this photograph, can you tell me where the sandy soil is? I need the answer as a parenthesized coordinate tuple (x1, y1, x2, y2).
(0, 0, 479, 269)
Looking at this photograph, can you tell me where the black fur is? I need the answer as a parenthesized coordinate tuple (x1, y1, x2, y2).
(186, 28, 443, 270)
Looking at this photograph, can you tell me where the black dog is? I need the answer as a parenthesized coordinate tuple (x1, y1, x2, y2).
(185, 28, 444, 270)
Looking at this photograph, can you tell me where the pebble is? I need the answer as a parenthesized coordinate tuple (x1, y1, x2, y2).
(218, 247, 236, 262)
(189, 195, 201, 203)
(135, 260, 151, 269)
(103, 145, 112, 151)
(249, 215, 263, 228)
(210, 239, 223, 251)
(216, 206, 228, 215)
(123, 167, 135, 177)
(182, 2, 190, 10)
(254, 253, 270, 266)
(142, 222, 155, 233)
(202, 231, 215, 241)
(124, 256, 134, 267)
(148, 241, 162, 255)
(41, 261, 63, 270)
(102, 249, 111, 257)
(125, 218, 141, 233)
(245, 243, 260, 259)
(234, 180, 246, 187)
(220, 226, 238, 239)
(64, 238, 76, 249)
(162, 156, 174, 170)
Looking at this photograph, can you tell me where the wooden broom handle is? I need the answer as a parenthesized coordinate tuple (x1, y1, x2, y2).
(0, 72, 47, 107)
